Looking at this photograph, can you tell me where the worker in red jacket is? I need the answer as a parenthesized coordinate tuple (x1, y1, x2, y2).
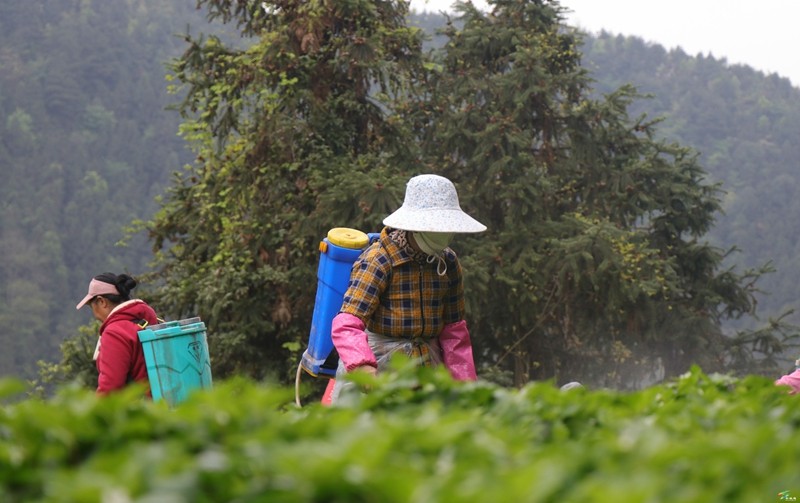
(76, 272, 158, 395)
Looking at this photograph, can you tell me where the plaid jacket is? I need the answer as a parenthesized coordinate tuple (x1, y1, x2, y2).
(339, 227, 465, 339)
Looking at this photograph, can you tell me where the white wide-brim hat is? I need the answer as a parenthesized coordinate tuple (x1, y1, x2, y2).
(383, 174, 487, 233)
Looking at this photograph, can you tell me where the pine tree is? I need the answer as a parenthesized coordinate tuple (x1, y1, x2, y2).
(144, 0, 788, 389)
(415, 0, 768, 388)
(146, 0, 428, 380)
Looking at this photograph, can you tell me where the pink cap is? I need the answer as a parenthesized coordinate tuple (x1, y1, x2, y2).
(76, 278, 120, 310)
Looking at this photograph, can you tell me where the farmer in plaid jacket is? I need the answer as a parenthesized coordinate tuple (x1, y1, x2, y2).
(330, 175, 486, 401)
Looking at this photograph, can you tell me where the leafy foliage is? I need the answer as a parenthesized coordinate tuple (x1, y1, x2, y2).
(411, 1, 787, 387)
(1, 365, 799, 502)
(144, 0, 796, 388)
(33, 323, 99, 396)
(580, 33, 800, 332)
(2, 1, 797, 390)
(0, 0, 202, 379)
(146, 0, 428, 380)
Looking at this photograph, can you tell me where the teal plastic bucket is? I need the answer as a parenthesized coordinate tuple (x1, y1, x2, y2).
(137, 317, 212, 406)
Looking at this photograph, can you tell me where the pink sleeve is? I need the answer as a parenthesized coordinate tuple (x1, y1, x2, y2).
(775, 369, 800, 394)
(331, 312, 377, 371)
(438, 320, 477, 381)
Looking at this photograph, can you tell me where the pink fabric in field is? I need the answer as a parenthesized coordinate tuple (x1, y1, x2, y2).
(331, 312, 377, 371)
(775, 369, 800, 394)
(438, 320, 477, 381)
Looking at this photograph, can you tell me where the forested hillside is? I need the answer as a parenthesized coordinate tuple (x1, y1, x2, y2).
(580, 33, 800, 329)
(0, 1, 202, 377)
(1, 1, 798, 383)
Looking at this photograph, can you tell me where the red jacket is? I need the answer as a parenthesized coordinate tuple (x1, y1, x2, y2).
(96, 299, 158, 395)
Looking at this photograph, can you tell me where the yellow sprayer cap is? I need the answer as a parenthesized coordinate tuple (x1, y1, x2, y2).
(327, 227, 369, 249)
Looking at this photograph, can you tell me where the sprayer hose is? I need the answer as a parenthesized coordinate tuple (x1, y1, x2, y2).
(295, 361, 303, 407)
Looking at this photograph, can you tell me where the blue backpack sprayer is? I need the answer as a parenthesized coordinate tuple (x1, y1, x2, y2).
(296, 227, 377, 405)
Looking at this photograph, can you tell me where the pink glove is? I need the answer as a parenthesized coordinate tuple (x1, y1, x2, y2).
(331, 313, 378, 372)
(775, 369, 800, 394)
(438, 320, 477, 381)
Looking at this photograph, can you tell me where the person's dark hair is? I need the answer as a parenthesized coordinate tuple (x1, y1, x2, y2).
(94, 272, 137, 305)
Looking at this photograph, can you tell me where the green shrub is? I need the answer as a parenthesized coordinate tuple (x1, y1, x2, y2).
(1, 362, 798, 502)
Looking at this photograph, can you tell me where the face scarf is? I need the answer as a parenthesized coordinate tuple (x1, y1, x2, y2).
(413, 232, 455, 276)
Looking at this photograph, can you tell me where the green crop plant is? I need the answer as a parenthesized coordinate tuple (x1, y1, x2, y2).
(1, 360, 798, 502)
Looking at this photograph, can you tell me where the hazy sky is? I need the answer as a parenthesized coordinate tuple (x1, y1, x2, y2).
(408, 0, 800, 87)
